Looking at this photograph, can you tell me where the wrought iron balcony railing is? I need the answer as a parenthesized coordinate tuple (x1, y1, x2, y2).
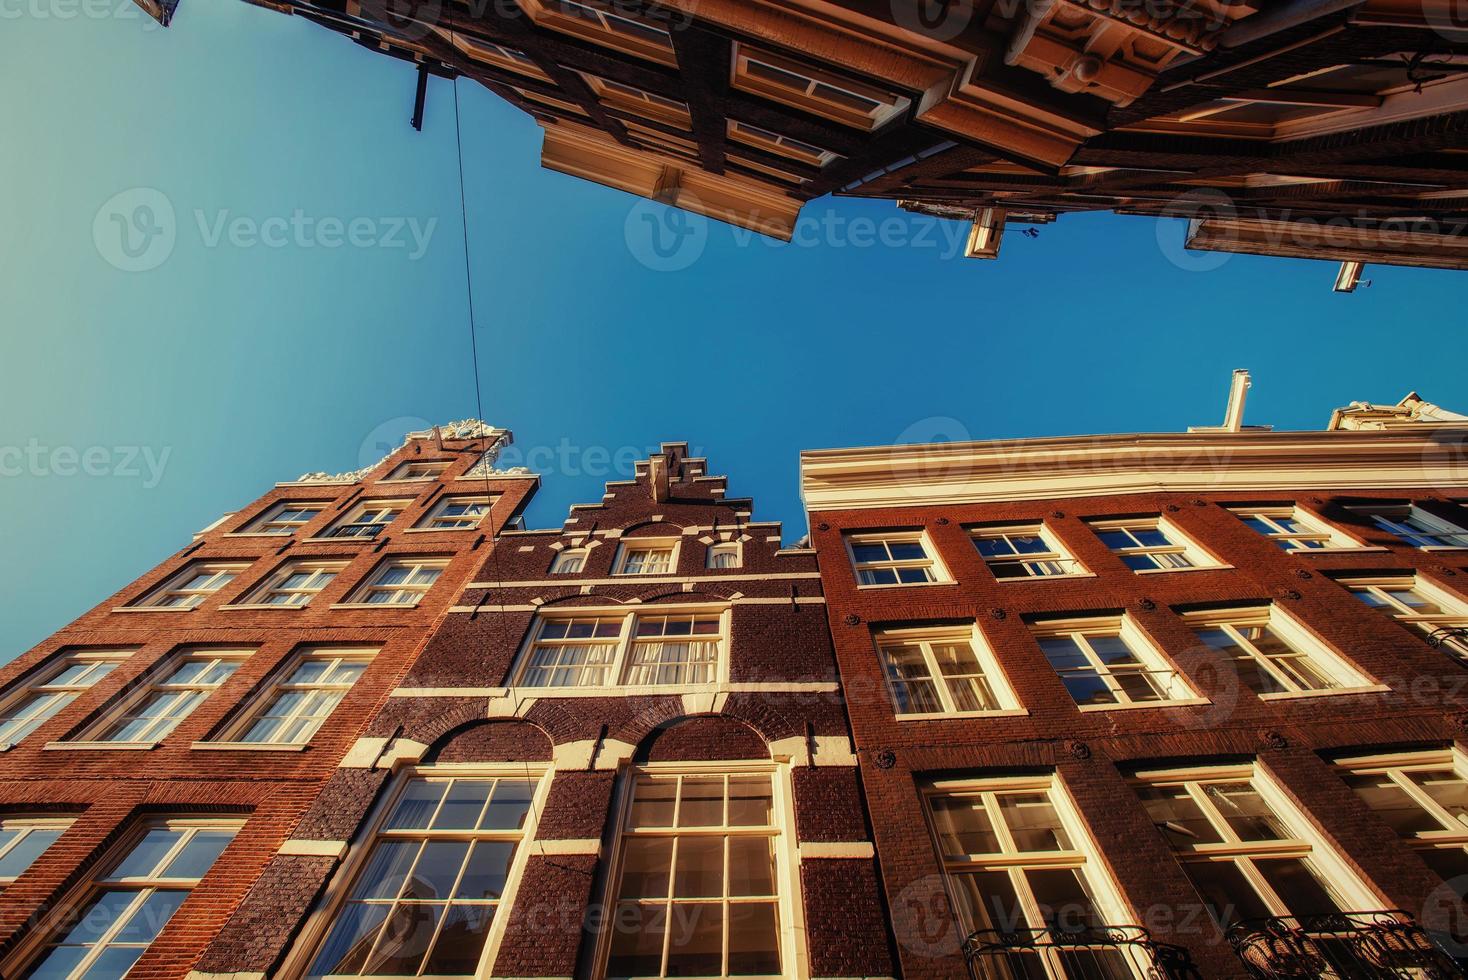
(1427, 626, 1468, 666)
(963, 924, 1200, 980)
(1226, 910, 1465, 979)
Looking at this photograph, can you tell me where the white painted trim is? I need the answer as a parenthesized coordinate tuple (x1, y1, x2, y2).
(390, 687, 509, 698)
(534, 838, 601, 856)
(465, 571, 822, 589)
(798, 841, 874, 860)
(278, 839, 349, 859)
(800, 428, 1468, 510)
(337, 736, 427, 769)
(187, 972, 267, 980)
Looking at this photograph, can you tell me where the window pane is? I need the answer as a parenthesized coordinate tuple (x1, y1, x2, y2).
(620, 838, 673, 899)
(422, 904, 494, 975)
(727, 838, 775, 897)
(678, 778, 724, 827)
(110, 829, 182, 879)
(1343, 773, 1443, 837)
(998, 794, 1072, 852)
(0, 829, 63, 879)
(456, 840, 515, 900)
(362, 903, 440, 975)
(727, 776, 772, 827)
(1205, 784, 1286, 841)
(483, 779, 536, 830)
(1182, 861, 1271, 926)
(672, 837, 723, 898)
(726, 902, 781, 975)
(1135, 785, 1223, 847)
(387, 781, 446, 830)
(930, 796, 1000, 856)
(311, 903, 391, 976)
(160, 830, 233, 880)
(608, 903, 667, 977)
(1253, 857, 1341, 916)
(436, 781, 492, 830)
(1025, 867, 1100, 929)
(1409, 770, 1468, 825)
(663, 903, 721, 977)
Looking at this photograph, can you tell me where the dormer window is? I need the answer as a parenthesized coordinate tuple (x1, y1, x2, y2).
(707, 542, 741, 570)
(551, 549, 588, 574)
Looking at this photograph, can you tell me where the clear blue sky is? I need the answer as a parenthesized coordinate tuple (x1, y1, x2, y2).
(2, 0, 1465, 659)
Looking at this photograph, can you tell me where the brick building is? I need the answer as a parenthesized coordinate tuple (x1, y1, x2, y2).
(800, 385, 1468, 978)
(0, 421, 539, 979)
(0, 433, 893, 980)
(138, 0, 1467, 271)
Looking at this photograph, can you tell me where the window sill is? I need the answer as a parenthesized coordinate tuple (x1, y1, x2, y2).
(996, 572, 1095, 583)
(328, 602, 422, 610)
(191, 741, 310, 752)
(1132, 565, 1233, 575)
(376, 477, 439, 485)
(1258, 684, 1392, 701)
(1292, 546, 1389, 555)
(222, 531, 295, 539)
(1077, 698, 1211, 712)
(110, 606, 193, 614)
(854, 580, 957, 590)
(402, 527, 477, 534)
(307, 536, 377, 544)
(220, 603, 309, 612)
(1420, 546, 1468, 553)
(44, 740, 159, 751)
(894, 708, 1030, 721)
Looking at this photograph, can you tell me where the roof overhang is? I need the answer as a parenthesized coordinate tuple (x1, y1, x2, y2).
(799, 427, 1468, 513)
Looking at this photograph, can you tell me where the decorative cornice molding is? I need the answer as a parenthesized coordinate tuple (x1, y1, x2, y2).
(293, 421, 517, 485)
(800, 427, 1468, 512)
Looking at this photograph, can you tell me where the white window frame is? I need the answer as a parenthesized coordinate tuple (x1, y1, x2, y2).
(1350, 504, 1468, 550)
(511, 605, 731, 694)
(920, 774, 1142, 980)
(1028, 615, 1201, 711)
(845, 530, 948, 588)
(521, 0, 676, 66)
(76, 649, 250, 747)
(706, 542, 742, 570)
(731, 44, 909, 130)
(0, 816, 74, 887)
(0, 649, 134, 749)
(239, 500, 328, 536)
(970, 524, 1087, 579)
(873, 626, 1024, 719)
(6, 816, 242, 980)
(128, 561, 249, 610)
(413, 495, 495, 532)
(1226, 506, 1368, 552)
(1335, 749, 1468, 872)
(1339, 574, 1468, 660)
(342, 557, 449, 608)
(285, 765, 550, 980)
(550, 548, 588, 574)
(593, 761, 805, 980)
(1088, 517, 1220, 573)
(613, 538, 680, 576)
(321, 500, 411, 540)
(381, 460, 452, 483)
(207, 647, 376, 748)
(232, 559, 348, 609)
(1180, 605, 1377, 700)
(727, 120, 837, 167)
(1129, 764, 1377, 923)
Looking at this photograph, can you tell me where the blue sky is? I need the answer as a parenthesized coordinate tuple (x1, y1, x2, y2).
(3, 0, 1466, 659)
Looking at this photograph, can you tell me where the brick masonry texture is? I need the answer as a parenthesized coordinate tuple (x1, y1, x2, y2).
(811, 488, 1468, 980)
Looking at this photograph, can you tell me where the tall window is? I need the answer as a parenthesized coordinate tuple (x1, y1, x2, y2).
(24, 818, 239, 979)
(415, 496, 494, 531)
(516, 609, 727, 690)
(615, 541, 677, 576)
(384, 460, 450, 482)
(325, 501, 409, 539)
(875, 628, 1017, 717)
(706, 543, 741, 570)
(131, 562, 248, 610)
(1351, 504, 1468, 549)
(1029, 617, 1194, 708)
(215, 649, 374, 746)
(1227, 506, 1361, 552)
(239, 560, 346, 608)
(971, 525, 1083, 579)
(1131, 767, 1365, 925)
(0, 818, 72, 888)
(1183, 606, 1369, 697)
(922, 775, 1132, 979)
(306, 773, 540, 978)
(604, 770, 785, 980)
(1088, 518, 1214, 572)
(550, 549, 587, 574)
(241, 501, 325, 535)
(348, 557, 447, 607)
(846, 532, 942, 586)
(1336, 751, 1468, 883)
(1341, 575, 1468, 660)
(0, 650, 132, 747)
(89, 650, 247, 745)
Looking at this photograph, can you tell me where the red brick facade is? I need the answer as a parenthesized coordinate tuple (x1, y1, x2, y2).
(808, 481, 1468, 979)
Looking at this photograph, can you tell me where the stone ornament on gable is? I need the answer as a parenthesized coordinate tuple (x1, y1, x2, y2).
(294, 419, 528, 484)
